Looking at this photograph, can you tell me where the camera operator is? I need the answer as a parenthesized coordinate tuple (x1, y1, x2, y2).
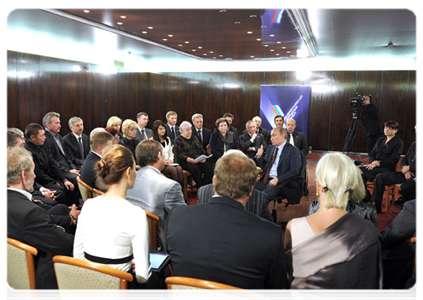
(353, 94, 383, 155)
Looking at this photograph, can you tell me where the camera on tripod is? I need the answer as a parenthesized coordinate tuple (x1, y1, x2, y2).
(349, 92, 364, 107)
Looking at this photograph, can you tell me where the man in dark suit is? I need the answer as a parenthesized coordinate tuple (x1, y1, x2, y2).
(254, 127, 302, 204)
(286, 118, 308, 158)
(24, 123, 77, 205)
(42, 112, 80, 182)
(80, 131, 113, 191)
(191, 113, 212, 152)
(253, 116, 270, 145)
(135, 112, 153, 141)
(223, 112, 238, 146)
(63, 116, 90, 169)
(239, 120, 267, 163)
(166, 150, 286, 289)
(372, 140, 416, 209)
(166, 110, 180, 144)
(7, 147, 74, 289)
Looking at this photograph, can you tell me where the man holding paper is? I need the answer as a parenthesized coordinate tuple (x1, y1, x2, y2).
(174, 121, 213, 188)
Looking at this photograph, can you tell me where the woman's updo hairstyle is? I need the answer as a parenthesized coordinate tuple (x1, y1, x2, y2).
(95, 144, 135, 185)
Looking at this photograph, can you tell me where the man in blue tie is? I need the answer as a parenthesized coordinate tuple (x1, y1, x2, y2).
(372, 122, 420, 212)
(254, 127, 302, 203)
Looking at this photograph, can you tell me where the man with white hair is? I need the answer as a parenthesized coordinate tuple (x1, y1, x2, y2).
(191, 113, 211, 152)
(63, 116, 90, 169)
(253, 116, 270, 144)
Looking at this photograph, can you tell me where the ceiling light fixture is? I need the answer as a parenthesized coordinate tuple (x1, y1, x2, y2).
(247, 31, 253, 34)
(257, 38, 261, 41)
(117, 22, 123, 25)
(83, 10, 90, 13)
(209, 51, 214, 53)
(269, 34, 275, 37)
(184, 41, 190, 44)
(120, 16, 127, 19)
(286, 9, 318, 57)
(178, 44, 183, 47)
(219, 10, 227, 13)
(147, 26, 154, 30)
(198, 46, 203, 49)
(168, 34, 173, 37)
(250, 15, 257, 18)
(142, 31, 147, 34)
(234, 21, 241, 25)
(270, 49, 275, 52)
(162, 38, 167, 41)
(192, 49, 196, 51)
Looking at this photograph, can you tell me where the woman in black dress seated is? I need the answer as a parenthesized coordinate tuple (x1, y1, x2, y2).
(152, 120, 184, 187)
(173, 121, 213, 188)
(209, 117, 238, 167)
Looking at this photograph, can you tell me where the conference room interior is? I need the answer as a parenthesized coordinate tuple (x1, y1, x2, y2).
(6, 7, 417, 293)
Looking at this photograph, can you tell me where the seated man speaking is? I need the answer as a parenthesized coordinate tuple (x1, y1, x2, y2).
(254, 127, 302, 203)
(166, 150, 286, 289)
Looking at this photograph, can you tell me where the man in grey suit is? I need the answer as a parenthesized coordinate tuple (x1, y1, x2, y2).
(136, 112, 153, 141)
(126, 139, 186, 250)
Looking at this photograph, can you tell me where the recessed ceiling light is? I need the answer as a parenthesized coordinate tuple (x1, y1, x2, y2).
(234, 21, 241, 25)
(270, 49, 275, 52)
(213, 57, 217, 59)
(142, 31, 147, 34)
(198, 46, 203, 49)
(276, 53, 280, 56)
(163, 38, 168, 41)
(256, 38, 262, 41)
(83, 10, 90, 13)
(178, 44, 183, 47)
(250, 55, 255, 58)
(192, 49, 196, 52)
(219, 55, 223, 57)
(287, 51, 291, 54)
(276, 41, 282, 44)
(250, 15, 257, 18)
(247, 31, 253, 34)
(148, 26, 154, 30)
(203, 53, 207, 56)
(120, 15, 127, 19)
(264, 44, 269, 47)
(168, 34, 173, 37)
(209, 51, 214, 54)
(269, 34, 275, 37)
(219, 10, 227, 13)
(184, 41, 190, 44)
(261, 25, 267, 29)
(117, 22, 123, 25)
(282, 46, 287, 49)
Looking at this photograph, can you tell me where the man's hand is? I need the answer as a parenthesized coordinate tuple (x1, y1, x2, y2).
(64, 180, 75, 191)
(69, 204, 81, 221)
(256, 145, 264, 158)
(401, 165, 410, 174)
(365, 161, 380, 170)
(269, 177, 279, 186)
(69, 169, 80, 175)
(43, 189, 56, 200)
(405, 171, 415, 180)
(251, 133, 257, 141)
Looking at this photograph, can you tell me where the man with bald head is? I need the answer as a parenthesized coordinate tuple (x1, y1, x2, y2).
(285, 118, 308, 158)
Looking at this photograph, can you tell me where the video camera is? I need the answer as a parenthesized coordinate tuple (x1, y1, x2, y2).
(349, 92, 365, 107)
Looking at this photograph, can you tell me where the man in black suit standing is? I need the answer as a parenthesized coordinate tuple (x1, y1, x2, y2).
(80, 131, 113, 191)
(191, 113, 211, 152)
(239, 120, 267, 163)
(166, 110, 180, 144)
(372, 122, 420, 207)
(254, 127, 302, 204)
(7, 147, 74, 289)
(166, 150, 286, 289)
(136, 112, 153, 141)
(285, 118, 308, 158)
(63, 116, 90, 169)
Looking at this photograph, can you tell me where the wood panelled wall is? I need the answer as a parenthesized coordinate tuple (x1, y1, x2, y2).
(7, 51, 416, 153)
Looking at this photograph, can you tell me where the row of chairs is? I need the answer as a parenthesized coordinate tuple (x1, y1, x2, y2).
(7, 238, 240, 289)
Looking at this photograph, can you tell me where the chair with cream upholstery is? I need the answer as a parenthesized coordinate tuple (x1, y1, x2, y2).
(53, 255, 133, 289)
(166, 276, 269, 300)
(92, 188, 104, 197)
(76, 176, 93, 202)
(7, 238, 38, 289)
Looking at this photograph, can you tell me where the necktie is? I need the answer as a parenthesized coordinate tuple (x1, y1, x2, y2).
(78, 137, 84, 159)
(141, 129, 146, 140)
(289, 133, 295, 146)
(171, 127, 176, 141)
(54, 134, 65, 155)
(198, 130, 202, 143)
(263, 147, 278, 184)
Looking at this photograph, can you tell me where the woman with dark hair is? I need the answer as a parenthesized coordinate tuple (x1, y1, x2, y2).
(209, 117, 238, 167)
(152, 120, 184, 187)
(73, 144, 152, 288)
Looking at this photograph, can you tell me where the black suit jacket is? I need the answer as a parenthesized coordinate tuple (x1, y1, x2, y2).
(239, 132, 267, 159)
(80, 151, 101, 189)
(63, 132, 90, 168)
(136, 127, 153, 141)
(401, 141, 416, 174)
(166, 196, 286, 289)
(209, 131, 238, 163)
(43, 130, 77, 171)
(166, 124, 180, 144)
(370, 136, 404, 171)
(7, 190, 74, 289)
(287, 130, 308, 157)
(197, 184, 272, 222)
(192, 126, 212, 152)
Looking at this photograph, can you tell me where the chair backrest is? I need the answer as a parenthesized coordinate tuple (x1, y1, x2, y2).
(53, 255, 133, 289)
(92, 188, 104, 197)
(166, 276, 269, 300)
(144, 210, 160, 251)
(7, 238, 38, 289)
(76, 176, 93, 201)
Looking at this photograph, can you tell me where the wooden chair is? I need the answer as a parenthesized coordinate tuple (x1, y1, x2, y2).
(76, 176, 93, 202)
(92, 188, 104, 197)
(166, 276, 269, 300)
(53, 255, 133, 289)
(411, 235, 420, 267)
(182, 170, 192, 200)
(7, 238, 38, 289)
(144, 210, 160, 251)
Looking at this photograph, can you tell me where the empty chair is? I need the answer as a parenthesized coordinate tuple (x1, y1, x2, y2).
(53, 255, 133, 289)
(166, 276, 269, 300)
(7, 238, 38, 289)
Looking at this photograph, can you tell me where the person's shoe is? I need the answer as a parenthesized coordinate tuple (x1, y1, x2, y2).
(394, 197, 405, 205)
(376, 206, 382, 213)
